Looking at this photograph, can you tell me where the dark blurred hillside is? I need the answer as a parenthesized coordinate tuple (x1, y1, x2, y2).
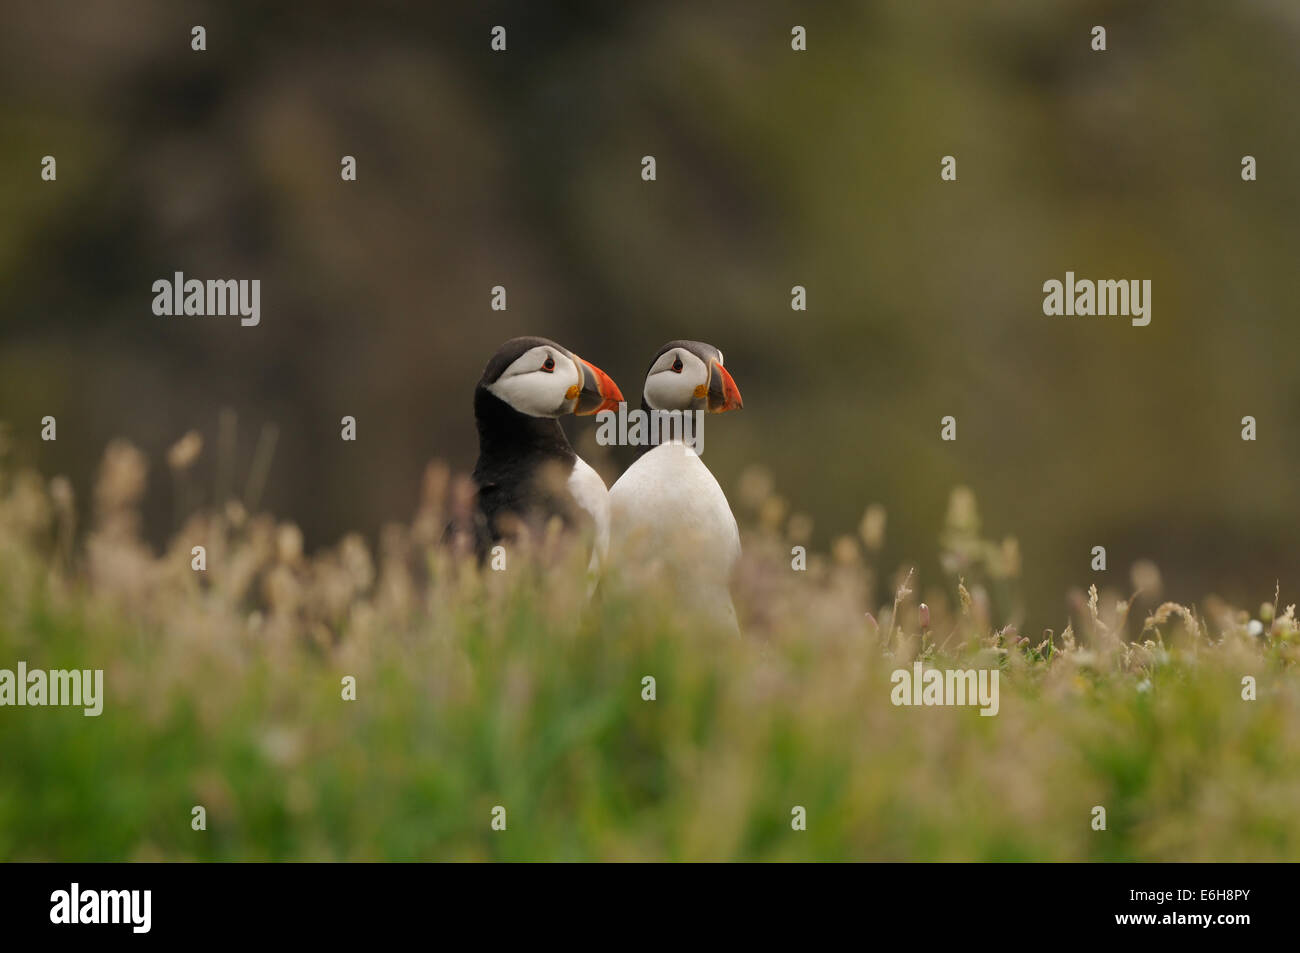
(2, 0, 1298, 628)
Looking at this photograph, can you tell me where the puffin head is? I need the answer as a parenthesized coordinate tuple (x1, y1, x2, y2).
(642, 340, 743, 414)
(479, 336, 623, 417)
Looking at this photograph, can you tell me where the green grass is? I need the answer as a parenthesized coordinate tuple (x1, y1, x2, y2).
(0, 446, 1297, 861)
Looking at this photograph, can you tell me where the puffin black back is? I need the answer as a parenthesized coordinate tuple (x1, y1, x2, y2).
(469, 368, 580, 560)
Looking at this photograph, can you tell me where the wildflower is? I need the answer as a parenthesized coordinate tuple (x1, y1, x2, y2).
(166, 430, 203, 470)
(1131, 559, 1163, 599)
(859, 504, 886, 552)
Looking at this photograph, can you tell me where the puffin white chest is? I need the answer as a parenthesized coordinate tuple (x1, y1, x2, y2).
(567, 455, 610, 570)
(608, 441, 741, 602)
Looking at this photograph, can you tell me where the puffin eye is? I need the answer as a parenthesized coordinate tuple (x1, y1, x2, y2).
(542, 356, 555, 372)
(671, 356, 683, 373)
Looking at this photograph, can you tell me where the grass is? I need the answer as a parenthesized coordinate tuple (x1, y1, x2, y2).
(0, 437, 1297, 861)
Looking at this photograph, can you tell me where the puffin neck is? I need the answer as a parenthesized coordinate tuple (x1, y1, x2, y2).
(634, 396, 695, 460)
(474, 386, 576, 472)
(634, 396, 656, 459)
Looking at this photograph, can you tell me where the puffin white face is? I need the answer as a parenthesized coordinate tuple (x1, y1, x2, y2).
(487, 344, 584, 418)
(643, 347, 712, 411)
(485, 343, 624, 418)
(643, 344, 742, 413)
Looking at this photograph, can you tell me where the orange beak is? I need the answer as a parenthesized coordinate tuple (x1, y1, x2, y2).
(573, 356, 624, 416)
(707, 361, 743, 413)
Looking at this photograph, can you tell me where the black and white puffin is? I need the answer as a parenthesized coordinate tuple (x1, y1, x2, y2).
(607, 340, 744, 631)
(470, 336, 624, 568)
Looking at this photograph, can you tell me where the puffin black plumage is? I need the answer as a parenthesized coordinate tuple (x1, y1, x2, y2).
(469, 336, 623, 567)
(608, 340, 744, 632)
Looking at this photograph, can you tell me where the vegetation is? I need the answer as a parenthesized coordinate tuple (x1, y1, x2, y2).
(1, 436, 1296, 861)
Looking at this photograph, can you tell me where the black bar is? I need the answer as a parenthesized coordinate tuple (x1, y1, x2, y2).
(0, 862, 1283, 941)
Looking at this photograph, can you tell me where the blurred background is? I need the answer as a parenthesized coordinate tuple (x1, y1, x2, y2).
(2, 0, 1297, 629)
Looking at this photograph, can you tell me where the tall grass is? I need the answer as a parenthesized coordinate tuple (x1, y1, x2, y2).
(0, 436, 1296, 861)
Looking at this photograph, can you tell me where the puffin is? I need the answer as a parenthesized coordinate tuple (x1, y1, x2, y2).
(469, 336, 624, 569)
(607, 340, 744, 632)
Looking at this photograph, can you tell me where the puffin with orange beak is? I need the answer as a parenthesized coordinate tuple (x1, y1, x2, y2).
(470, 336, 623, 567)
(607, 340, 744, 633)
